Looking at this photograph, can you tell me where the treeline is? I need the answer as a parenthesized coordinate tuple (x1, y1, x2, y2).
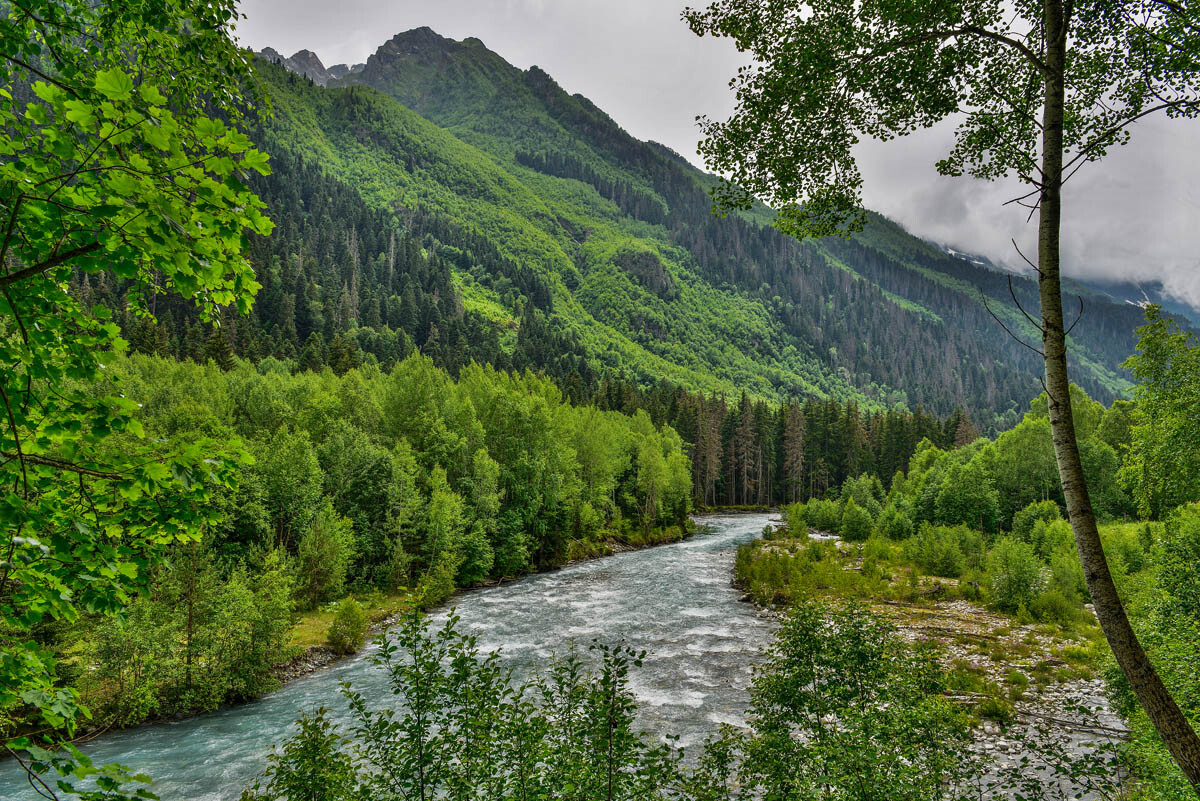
(513, 113, 1140, 424)
(59, 352, 691, 727)
(515, 149, 670, 227)
(780, 383, 1133, 544)
(729, 383, 1136, 633)
(590, 380, 974, 508)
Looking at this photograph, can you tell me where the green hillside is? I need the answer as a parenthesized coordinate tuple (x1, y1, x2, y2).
(240, 30, 1146, 428)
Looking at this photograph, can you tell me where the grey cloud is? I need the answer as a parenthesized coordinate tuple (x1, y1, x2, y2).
(237, 0, 1200, 309)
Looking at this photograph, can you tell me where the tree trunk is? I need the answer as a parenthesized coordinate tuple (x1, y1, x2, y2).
(1039, 0, 1200, 788)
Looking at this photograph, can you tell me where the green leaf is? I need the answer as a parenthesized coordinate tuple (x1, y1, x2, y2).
(94, 68, 133, 100)
(138, 83, 166, 105)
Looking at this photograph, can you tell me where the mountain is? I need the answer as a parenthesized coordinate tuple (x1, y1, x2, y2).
(258, 48, 364, 86)
(118, 27, 1149, 430)
(1074, 277, 1200, 326)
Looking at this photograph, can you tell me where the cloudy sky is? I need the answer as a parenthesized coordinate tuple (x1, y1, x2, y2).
(236, 0, 1200, 309)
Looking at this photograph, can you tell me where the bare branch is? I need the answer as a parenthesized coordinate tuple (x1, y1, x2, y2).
(1010, 238, 1042, 276)
(0, 241, 102, 286)
(1008, 274, 1045, 333)
(1065, 295, 1085, 337)
(981, 292, 1045, 358)
(0, 451, 124, 481)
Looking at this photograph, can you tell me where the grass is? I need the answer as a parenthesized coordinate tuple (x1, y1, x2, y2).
(288, 590, 415, 651)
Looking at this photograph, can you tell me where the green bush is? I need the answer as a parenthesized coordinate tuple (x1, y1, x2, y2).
(734, 540, 877, 604)
(326, 598, 369, 655)
(1012, 500, 1061, 541)
(905, 524, 966, 578)
(904, 524, 984, 579)
(804, 498, 842, 534)
(243, 708, 357, 801)
(864, 535, 895, 563)
(987, 538, 1043, 614)
(877, 504, 915, 540)
(1030, 518, 1073, 561)
(975, 694, 1015, 723)
(1048, 549, 1087, 602)
(840, 499, 874, 542)
(785, 502, 809, 538)
(1100, 526, 1147, 575)
(1030, 588, 1082, 626)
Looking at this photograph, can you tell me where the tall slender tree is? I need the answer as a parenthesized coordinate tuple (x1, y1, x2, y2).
(686, 0, 1200, 784)
(782, 401, 806, 504)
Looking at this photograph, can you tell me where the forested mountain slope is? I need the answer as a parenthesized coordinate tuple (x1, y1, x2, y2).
(230, 30, 1147, 429)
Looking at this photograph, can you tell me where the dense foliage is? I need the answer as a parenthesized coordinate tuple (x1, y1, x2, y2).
(734, 385, 1137, 628)
(0, 0, 271, 794)
(21, 352, 692, 735)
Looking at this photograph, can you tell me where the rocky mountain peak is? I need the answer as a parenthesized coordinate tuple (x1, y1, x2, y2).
(257, 47, 333, 86)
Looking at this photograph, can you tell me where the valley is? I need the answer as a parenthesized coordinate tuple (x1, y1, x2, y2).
(4, 5, 1200, 801)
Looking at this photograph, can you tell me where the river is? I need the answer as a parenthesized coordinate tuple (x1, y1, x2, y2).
(0, 513, 776, 801)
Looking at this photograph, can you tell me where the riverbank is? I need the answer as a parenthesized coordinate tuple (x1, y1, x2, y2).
(32, 522, 703, 745)
(733, 524, 1128, 771)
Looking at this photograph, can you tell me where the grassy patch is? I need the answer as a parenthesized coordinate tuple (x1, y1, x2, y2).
(288, 590, 414, 651)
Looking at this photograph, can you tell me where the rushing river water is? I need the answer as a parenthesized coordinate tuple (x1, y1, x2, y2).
(0, 513, 776, 801)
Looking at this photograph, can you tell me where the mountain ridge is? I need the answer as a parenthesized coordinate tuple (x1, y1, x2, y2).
(241, 28, 1146, 428)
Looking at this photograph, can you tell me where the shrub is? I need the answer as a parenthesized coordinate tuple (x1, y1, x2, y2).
(1100, 526, 1147, 575)
(1012, 500, 1061, 542)
(905, 524, 966, 578)
(243, 708, 357, 801)
(739, 600, 977, 798)
(1030, 518, 1073, 561)
(904, 524, 984, 579)
(1031, 588, 1081, 625)
(864, 535, 895, 563)
(785, 502, 809, 538)
(1048, 549, 1087, 602)
(877, 504, 915, 540)
(840, 499, 874, 542)
(975, 694, 1015, 723)
(804, 498, 842, 534)
(326, 598, 369, 655)
(987, 538, 1043, 614)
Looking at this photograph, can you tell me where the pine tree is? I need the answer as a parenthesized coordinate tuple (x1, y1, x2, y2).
(782, 401, 806, 504)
